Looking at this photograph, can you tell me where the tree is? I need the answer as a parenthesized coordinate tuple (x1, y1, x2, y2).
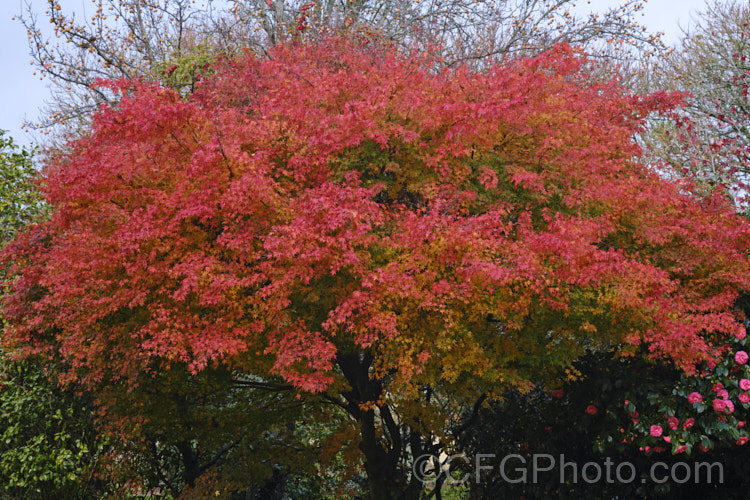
(18, 0, 247, 139)
(639, 0, 750, 207)
(3, 37, 750, 499)
(20, 0, 665, 140)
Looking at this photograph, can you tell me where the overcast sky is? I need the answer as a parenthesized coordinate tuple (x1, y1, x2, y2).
(0, 0, 711, 147)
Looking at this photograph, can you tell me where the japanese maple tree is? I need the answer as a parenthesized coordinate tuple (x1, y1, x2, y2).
(4, 36, 750, 498)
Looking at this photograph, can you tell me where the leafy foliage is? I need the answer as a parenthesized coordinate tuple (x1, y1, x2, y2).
(0, 131, 44, 243)
(0, 359, 108, 498)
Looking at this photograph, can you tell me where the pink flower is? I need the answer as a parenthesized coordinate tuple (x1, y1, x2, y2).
(712, 383, 724, 393)
(585, 405, 598, 415)
(737, 437, 749, 446)
(713, 399, 728, 412)
(735, 351, 749, 365)
(675, 445, 687, 454)
(740, 393, 750, 404)
(668, 417, 679, 430)
(663, 436, 671, 443)
(683, 418, 695, 430)
(699, 443, 711, 452)
(718, 389, 729, 400)
(736, 329, 747, 341)
(688, 392, 703, 404)
(726, 400, 735, 413)
(707, 359, 717, 369)
(741, 379, 750, 391)
(650, 425, 663, 437)
(739, 421, 747, 429)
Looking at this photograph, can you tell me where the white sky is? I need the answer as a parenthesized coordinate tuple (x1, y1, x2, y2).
(0, 0, 712, 147)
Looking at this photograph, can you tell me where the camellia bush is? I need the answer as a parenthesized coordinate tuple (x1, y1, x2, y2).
(4, 36, 750, 498)
(458, 345, 750, 499)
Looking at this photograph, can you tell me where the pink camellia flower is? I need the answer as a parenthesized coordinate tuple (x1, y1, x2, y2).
(718, 389, 729, 400)
(668, 417, 679, 430)
(688, 392, 703, 404)
(737, 329, 747, 341)
(707, 359, 717, 369)
(739, 421, 747, 429)
(712, 383, 724, 393)
(585, 405, 597, 415)
(650, 425, 663, 438)
(735, 351, 749, 365)
(699, 443, 711, 452)
(739, 393, 750, 404)
(675, 445, 687, 454)
(663, 436, 671, 444)
(740, 379, 750, 391)
(737, 437, 749, 446)
(713, 399, 728, 412)
(726, 400, 735, 413)
(683, 418, 695, 430)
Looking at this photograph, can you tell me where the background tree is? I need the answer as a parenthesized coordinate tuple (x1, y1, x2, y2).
(639, 0, 750, 207)
(19, 0, 249, 140)
(0, 131, 45, 241)
(4, 37, 750, 499)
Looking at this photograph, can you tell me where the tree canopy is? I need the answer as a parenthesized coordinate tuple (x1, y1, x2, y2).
(4, 36, 750, 497)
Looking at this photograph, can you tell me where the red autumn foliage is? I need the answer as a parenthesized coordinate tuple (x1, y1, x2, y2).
(3, 37, 750, 400)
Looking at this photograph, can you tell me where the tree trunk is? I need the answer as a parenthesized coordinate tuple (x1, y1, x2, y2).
(337, 351, 421, 500)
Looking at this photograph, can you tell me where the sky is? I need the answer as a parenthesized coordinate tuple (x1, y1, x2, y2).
(0, 0, 712, 147)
